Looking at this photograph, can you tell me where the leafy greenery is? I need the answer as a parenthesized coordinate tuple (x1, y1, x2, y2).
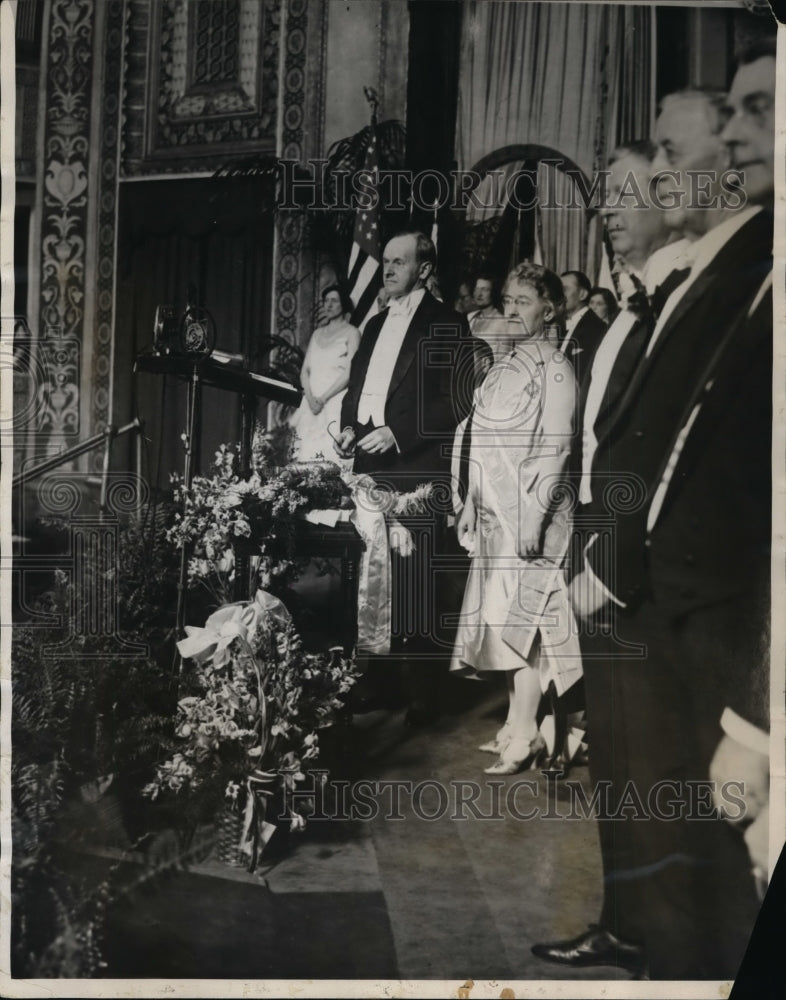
(11, 508, 182, 976)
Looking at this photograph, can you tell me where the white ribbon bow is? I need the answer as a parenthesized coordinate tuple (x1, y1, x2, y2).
(177, 589, 291, 666)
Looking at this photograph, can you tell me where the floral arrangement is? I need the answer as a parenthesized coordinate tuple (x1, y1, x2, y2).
(143, 590, 359, 870)
(168, 425, 438, 605)
(168, 432, 353, 604)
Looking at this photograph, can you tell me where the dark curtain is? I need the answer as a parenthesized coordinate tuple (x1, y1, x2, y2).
(406, 0, 463, 294)
(112, 178, 273, 493)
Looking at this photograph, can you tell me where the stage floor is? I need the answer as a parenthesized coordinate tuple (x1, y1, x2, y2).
(51, 678, 631, 984)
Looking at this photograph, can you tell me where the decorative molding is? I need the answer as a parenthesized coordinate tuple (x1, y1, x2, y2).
(88, 0, 125, 466)
(37, 0, 96, 445)
(121, 0, 151, 173)
(15, 64, 40, 180)
(35, 338, 81, 437)
(123, 0, 280, 175)
(270, 0, 330, 350)
(273, 0, 310, 346)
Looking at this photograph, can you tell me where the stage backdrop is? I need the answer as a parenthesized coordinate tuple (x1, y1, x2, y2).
(456, 1, 654, 282)
(111, 178, 274, 492)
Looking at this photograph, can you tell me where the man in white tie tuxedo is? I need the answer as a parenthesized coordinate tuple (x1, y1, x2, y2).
(534, 137, 679, 977)
(336, 231, 472, 488)
(545, 57, 775, 979)
(335, 231, 480, 721)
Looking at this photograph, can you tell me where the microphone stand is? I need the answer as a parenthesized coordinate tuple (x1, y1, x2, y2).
(175, 361, 201, 672)
(233, 382, 257, 603)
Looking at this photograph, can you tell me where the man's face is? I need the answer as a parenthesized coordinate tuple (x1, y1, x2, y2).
(602, 153, 669, 263)
(722, 56, 776, 204)
(455, 283, 473, 313)
(474, 279, 493, 308)
(560, 274, 586, 316)
(651, 96, 726, 232)
(383, 235, 428, 299)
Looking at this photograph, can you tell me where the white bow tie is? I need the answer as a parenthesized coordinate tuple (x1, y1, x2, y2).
(387, 299, 410, 318)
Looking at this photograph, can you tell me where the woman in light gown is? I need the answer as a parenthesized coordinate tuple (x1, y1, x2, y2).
(289, 285, 360, 462)
(450, 262, 579, 774)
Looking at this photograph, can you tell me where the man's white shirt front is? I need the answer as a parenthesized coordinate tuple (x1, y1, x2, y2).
(579, 241, 694, 505)
(357, 287, 425, 426)
(560, 305, 589, 353)
(579, 309, 637, 504)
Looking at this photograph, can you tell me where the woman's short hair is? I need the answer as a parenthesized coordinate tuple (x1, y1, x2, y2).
(505, 261, 566, 312)
(590, 285, 619, 317)
(321, 283, 354, 316)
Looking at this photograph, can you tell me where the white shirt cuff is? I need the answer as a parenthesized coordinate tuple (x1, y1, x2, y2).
(720, 707, 769, 757)
(583, 535, 627, 607)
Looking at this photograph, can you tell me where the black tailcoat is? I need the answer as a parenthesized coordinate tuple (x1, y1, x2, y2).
(580, 209, 773, 978)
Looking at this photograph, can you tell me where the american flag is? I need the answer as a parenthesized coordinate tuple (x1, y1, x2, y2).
(348, 128, 383, 331)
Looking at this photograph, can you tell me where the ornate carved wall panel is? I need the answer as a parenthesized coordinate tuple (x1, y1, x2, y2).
(36, 0, 96, 449)
(88, 0, 125, 467)
(122, 0, 281, 176)
(27, 0, 124, 469)
(272, 0, 327, 348)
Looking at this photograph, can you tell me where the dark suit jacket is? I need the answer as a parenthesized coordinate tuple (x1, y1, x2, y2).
(585, 209, 773, 613)
(570, 266, 692, 503)
(563, 306, 607, 386)
(651, 279, 772, 731)
(340, 291, 473, 491)
(568, 311, 651, 493)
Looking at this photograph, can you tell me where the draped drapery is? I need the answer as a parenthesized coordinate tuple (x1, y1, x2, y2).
(112, 180, 273, 489)
(457, 2, 654, 283)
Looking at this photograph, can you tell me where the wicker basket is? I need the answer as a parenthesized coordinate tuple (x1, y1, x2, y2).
(215, 805, 246, 868)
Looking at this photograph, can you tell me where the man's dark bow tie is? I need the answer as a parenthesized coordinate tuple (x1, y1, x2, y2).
(624, 266, 691, 322)
(649, 266, 691, 317)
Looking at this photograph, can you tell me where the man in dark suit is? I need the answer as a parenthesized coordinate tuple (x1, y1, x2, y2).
(556, 57, 774, 979)
(335, 230, 478, 720)
(703, 38, 776, 907)
(568, 140, 679, 504)
(559, 270, 606, 385)
(534, 138, 677, 975)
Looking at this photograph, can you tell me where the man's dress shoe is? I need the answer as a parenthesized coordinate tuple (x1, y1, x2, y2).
(531, 924, 645, 973)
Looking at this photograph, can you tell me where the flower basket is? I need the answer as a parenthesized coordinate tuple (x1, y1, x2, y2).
(143, 589, 359, 871)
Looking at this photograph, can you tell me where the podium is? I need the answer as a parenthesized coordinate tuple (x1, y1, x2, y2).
(134, 351, 302, 407)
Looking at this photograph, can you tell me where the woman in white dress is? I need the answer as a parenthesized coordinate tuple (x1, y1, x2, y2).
(290, 285, 360, 462)
(451, 262, 578, 774)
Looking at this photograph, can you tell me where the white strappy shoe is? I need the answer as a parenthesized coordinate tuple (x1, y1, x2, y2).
(478, 721, 513, 755)
(483, 733, 547, 775)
